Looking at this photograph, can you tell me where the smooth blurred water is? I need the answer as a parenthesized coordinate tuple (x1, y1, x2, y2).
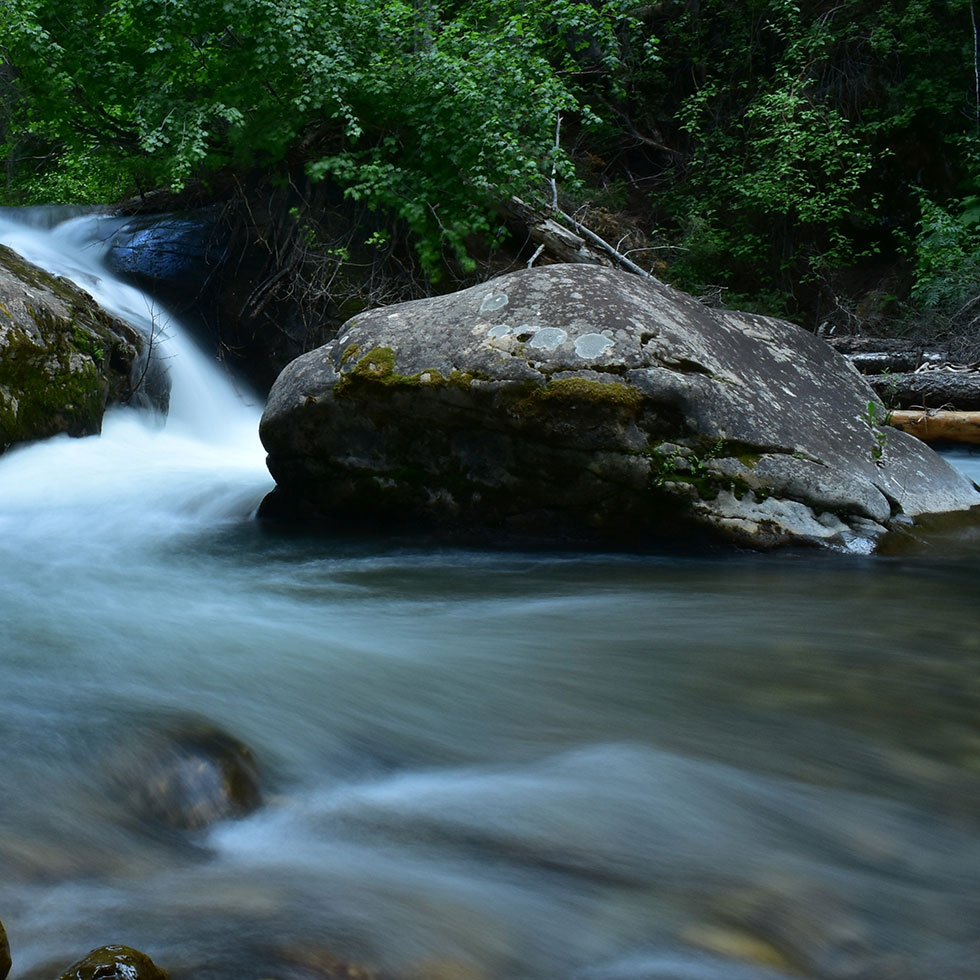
(1, 211, 979, 980)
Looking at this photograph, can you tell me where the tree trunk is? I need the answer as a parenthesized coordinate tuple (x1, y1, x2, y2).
(888, 410, 980, 445)
(866, 372, 980, 411)
(499, 197, 615, 268)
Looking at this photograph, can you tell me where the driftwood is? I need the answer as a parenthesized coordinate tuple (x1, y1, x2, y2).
(824, 336, 953, 373)
(824, 336, 935, 355)
(846, 351, 932, 373)
(866, 371, 980, 411)
(500, 197, 615, 268)
(888, 410, 980, 445)
(500, 197, 662, 281)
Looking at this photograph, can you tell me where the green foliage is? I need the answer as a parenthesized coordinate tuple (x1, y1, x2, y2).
(908, 191, 980, 312)
(637, 0, 980, 317)
(5, 0, 980, 321)
(863, 399, 891, 462)
(0, 0, 649, 272)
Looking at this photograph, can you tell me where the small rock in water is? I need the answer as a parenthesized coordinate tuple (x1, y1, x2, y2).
(113, 720, 262, 831)
(0, 918, 10, 980)
(57, 945, 168, 980)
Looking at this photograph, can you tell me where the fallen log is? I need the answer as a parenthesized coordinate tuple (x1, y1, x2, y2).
(499, 197, 615, 268)
(823, 336, 951, 374)
(824, 336, 937, 355)
(888, 410, 980, 444)
(865, 371, 980, 411)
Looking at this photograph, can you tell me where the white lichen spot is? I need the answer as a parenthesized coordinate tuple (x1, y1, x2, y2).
(487, 323, 511, 340)
(338, 333, 351, 344)
(529, 327, 568, 351)
(574, 333, 614, 358)
(420, 372, 433, 384)
(479, 292, 509, 313)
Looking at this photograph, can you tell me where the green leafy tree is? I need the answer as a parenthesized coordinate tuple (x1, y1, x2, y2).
(620, 0, 980, 319)
(0, 0, 646, 271)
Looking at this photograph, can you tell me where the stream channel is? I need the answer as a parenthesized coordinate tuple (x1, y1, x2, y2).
(1, 209, 979, 980)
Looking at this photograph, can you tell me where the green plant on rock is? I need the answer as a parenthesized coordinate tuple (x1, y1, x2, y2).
(863, 399, 891, 463)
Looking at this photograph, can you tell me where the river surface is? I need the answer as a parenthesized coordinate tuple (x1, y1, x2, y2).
(1, 210, 979, 980)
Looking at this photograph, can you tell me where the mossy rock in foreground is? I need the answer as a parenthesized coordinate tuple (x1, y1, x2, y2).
(0, 917, 10, 980)
(57, 945, 168, 980)
(0, 243, 169, 455)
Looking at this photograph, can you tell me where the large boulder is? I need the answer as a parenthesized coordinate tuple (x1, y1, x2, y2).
(0, 243, 169, 455)
(259, 265, 980, 551)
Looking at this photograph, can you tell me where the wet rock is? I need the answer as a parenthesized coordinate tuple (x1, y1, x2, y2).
(260, 265, 980, 551)
(105, 206, 358, 395)
(678, 923, 795, 973)
(708, 875, 880, 979)
(0, 243, 170, 455)
(0, 918, 10, 980)
(114, 722, 262, 831)
(57, 945, 167, 980)
(106, 212, 219, 306)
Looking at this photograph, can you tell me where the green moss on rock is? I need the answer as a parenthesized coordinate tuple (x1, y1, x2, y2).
(337, 345, 458, 396)
(340, 343, 362, 365)
(537, 377, 643, 409)
(0, 242, 168, 454)
(353, 345, 398, 380)
(57, 945, 168, 980)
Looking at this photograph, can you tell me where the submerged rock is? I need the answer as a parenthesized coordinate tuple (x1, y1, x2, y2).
(0, 243, 169, 455)
(57, 945, 168, 980)
(111, 721, 262, 832)
(259, 265, 980, 551)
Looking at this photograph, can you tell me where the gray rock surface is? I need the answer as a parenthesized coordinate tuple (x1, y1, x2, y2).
(0, 243, 169, 454)
(259, 265, 980, 550)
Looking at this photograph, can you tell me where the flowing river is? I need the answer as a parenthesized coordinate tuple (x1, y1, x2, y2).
(1, 209, 979, 980)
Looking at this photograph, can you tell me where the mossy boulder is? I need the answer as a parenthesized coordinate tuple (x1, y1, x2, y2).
(259, 265, 980, 551)
(57, 945, 167, 980)
(0, 917, 10, 980)
(0, 243, 169, 455)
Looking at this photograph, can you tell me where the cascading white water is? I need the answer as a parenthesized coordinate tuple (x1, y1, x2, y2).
(1, 208, 979, 980)
(0, 207, 272, 544)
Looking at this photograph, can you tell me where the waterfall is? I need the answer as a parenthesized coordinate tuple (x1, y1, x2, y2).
(0, 207, 272, 543)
